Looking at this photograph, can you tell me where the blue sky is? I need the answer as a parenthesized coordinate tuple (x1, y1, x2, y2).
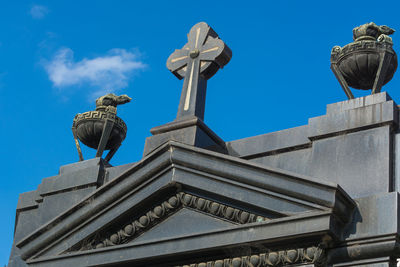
(2, 0, 400, 264)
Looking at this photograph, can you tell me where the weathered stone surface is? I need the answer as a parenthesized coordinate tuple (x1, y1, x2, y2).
(11, 142, 354, 266)
(14, 158, 106, 242)
(130, 208, 235, 244)
(329, 193, 400, 266)
(228, 92, 397, 199)
(227, 125, 309, 158)
(308, 100, 398, 139)
(343, 192, 399, 240)
(38, 158, 104, 196)
(105, 162, 135, 183)
(9, 158, 111, 267)
(395, 132, 400, 192)
(12, 92, 400, 266)
(332, 258, 396, 267)
(144, 116, 226, 156)
(326, 92, 393, 113)
(16, 190, 39, 211)
(311, 126, 392, 198)
(250, 147, 312, 177)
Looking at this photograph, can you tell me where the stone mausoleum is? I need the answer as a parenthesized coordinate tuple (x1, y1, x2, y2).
(8, 22, 400, 266)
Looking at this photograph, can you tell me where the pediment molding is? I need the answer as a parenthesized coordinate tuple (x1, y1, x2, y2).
(17, 141, 355, 262)
(176, 245, 325, 267)
(69, 192, 273, 252)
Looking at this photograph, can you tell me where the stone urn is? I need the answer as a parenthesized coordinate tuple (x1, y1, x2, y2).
(331, 22, 397, 98)
(73, 109, 127, 150)
(72, 93, 131, 161)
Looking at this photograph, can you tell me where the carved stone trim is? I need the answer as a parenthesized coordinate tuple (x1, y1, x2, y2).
(179, 192, 269, 224)
(72, 194, 180, 252)
(175, 246, 325, 267)
(331, 39, 395, 63)
(74, 110, 127, 134)
(68, 192, 271, 252)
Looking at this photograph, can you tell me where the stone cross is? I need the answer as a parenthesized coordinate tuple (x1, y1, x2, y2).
(167, 22, 232, 121)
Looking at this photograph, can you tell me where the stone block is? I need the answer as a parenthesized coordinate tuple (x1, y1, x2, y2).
(226, 125, 309, 158)
(309, 126, 392, 198)
(343, 192, 399, 240)
(16, 190, 38, 211)
(309, 100, 398, 140)
(105, 162, 135, 183)
(326, 92, 393, 114)
(143, 116, 226, 156)
(38, 158, 105, 196)
(250, 147, 312, 176)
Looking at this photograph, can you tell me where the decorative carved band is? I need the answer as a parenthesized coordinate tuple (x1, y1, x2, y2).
(73, 110, 127, 133)
(69, 192, 270, 252)
(175, 246, 325, 267)
(76, 194, 180, 251)
(179, 192, 268, 224)
(331, 38, 395, 63)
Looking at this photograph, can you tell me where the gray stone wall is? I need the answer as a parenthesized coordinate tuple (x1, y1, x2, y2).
(227, 92, 398, 199)
(9, 92, 400, 266)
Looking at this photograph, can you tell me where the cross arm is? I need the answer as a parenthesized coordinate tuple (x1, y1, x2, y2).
(166, 45, 190, 80)
(200, 37, 232, 69)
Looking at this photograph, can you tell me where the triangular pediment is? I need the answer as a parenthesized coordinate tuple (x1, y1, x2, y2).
(131, 208, 236, 244)
(17, 141, 355, 266)
(67, 191, 276, 252)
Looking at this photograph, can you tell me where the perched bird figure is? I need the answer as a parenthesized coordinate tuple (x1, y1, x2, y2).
(95, 93, 132, 111)
(352, 22, 395, 41)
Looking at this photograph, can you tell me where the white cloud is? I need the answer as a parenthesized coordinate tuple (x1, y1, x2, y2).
(30, 5, 49, 19)
(43, 48, 146, 97)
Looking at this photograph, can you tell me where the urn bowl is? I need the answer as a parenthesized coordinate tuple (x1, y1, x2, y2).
(73, 111, 127, 150)
(334, 41, 397, 90)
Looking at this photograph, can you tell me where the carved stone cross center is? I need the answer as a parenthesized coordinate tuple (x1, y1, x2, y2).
(167, 22, 232, 120)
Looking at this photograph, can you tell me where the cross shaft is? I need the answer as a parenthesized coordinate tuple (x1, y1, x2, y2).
(167, 22, 232, 121)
